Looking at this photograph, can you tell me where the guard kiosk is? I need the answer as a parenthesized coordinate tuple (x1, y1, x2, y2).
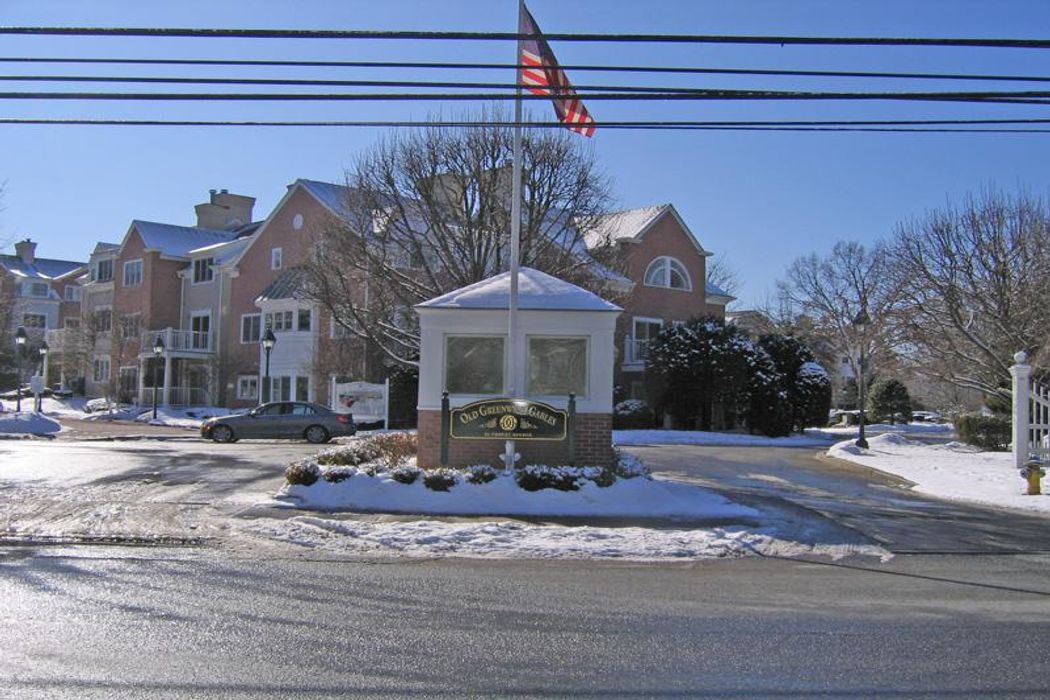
(415, 267, 621, 468)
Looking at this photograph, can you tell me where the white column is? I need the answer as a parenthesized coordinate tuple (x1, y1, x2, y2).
(163, 355, 173, 406)
(138, 357, 146, 405)
(1012, 351, 1032, 472)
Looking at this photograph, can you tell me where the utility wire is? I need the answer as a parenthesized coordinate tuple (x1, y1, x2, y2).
(0, 118, 1045, 133)
(2, 27, 1050, 48)
(1, 117, 1048, 126)
(2, 89, 1049, 104)
(1, 57, 1048, 84)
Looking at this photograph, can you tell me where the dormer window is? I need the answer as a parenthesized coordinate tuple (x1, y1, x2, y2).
(193, 257, 214, 284)
(643, 256, 691, 291)
(92, 258, 113, 282)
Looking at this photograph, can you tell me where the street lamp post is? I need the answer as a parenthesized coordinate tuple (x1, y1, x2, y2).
(852, 309, 871, 449)
(37, 341, 49, 412)
(14, 327, 27, 413)
(152, 335, 165, 421)
(261, 329, 276, 404)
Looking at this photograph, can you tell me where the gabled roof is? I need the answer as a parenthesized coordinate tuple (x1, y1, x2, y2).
(584, 203, 711, 257)
(256, 267, 307, 303)
(298, 179, 355, 217)
(91, 242, 120, 255)
(705, 279, 732, 298)
(0, 255, 85, 280)
(129, 220, 238, 260)
(417, 267, 621, 313)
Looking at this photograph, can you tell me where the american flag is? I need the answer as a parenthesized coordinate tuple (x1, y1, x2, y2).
(518, 5, 596, 137)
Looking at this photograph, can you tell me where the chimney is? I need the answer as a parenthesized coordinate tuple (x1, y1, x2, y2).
(14, 238, 36, 265)
(195, 189, 256, 230)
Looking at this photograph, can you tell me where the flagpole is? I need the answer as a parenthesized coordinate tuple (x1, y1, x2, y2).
(505, 0, 525, 472)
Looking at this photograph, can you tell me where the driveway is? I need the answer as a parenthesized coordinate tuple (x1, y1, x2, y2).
(629, 443, 1050, 554)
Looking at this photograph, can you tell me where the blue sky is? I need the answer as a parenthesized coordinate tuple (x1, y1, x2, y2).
(1, 0, 1049, 308)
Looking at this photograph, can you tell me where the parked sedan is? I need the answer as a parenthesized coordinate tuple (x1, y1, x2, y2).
(201, 401, 356, 444)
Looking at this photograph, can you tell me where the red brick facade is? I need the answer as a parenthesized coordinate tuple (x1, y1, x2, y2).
(417, 410, 615, 468)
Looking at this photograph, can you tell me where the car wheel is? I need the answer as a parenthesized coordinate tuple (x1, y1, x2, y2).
(211, 424, 235, 443)
(305, 425, 329, 444)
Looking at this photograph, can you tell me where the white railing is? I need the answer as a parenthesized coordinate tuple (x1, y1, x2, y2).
(142, 328, 214, 354)
(138, 386, 211, 407)
(1011, 351, 1050, 470)
(623, 337, 649, 365)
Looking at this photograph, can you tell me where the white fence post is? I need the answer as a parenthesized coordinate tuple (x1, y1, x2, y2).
(1011, 350, 1031, 472)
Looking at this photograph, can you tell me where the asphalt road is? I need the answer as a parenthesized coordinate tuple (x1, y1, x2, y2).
(2, 439, 1049, 697)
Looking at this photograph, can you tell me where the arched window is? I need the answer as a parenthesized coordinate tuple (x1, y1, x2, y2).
(643, 256, 692, 291)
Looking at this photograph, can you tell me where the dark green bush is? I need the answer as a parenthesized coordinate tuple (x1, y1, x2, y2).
(285, 461, 321, 486)
(322, 466, 354, 483)
(465, 464, 500, 484)
(423, 469, 457, 491)
(613, 400, 655, 429)
(868, 378, 912, 424)
(390, 465, 421, 484)
(515, 465, 580, 492)
(954, 413, 1011, 451)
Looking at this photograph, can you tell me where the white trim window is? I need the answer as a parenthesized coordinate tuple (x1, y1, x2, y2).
(92, 258, 114, 283)
(526, 336, 588, 397)
(123, 259, 143, 287)
(29, 281, 49, 298)
(265, 310, 294, 332)
(92, 356, 111, 383)
(237, 375, 259, 400)
(271, 247, 283, 271)
(93, 308, 113, 333)
(120, 313, 141, 340)
(297, 308, 312, 332)
(22, 313, 47, 329)
(643, 256, 691, 291)
(631, 317, 664, 364)
(241, 313, 261, 343)
(190, 311, 211, 350)
(444, 335, 505, 396)
(192, 257, 214, 284)
(64, 285, 81, 302)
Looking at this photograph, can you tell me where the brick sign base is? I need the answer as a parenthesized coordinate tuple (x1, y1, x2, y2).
(417, 410, 615, 469)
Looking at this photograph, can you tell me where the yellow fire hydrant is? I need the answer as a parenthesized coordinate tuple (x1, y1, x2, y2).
(1022, 458, 1046, 496)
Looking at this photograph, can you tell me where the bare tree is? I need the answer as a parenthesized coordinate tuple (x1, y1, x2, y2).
(706, 256, 740, 301)
(304, 114, 620, 367)
(886, 189, 1050, 402)
(776, 241, 901, 386)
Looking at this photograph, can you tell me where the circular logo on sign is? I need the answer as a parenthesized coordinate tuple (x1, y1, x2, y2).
(499, 415, 518, 432)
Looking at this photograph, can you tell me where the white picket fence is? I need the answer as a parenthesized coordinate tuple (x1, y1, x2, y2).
(1011, 351, 1050, 470)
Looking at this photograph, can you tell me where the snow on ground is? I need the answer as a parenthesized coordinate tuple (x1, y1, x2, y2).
(134, 405, 242, 428)
(0, 412, 61, 435)
(614, 429, 834, 447)
(827, 434, 1049, 515)
(613, 422, 953, 447)
(1, 396, 90, 420)
(244, 516, 890, 561)
(276, 471, 758, 520)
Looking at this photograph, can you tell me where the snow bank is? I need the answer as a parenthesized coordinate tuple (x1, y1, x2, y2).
(614, 429, 834, 447)
(827, 434, 1049, 515)
(276, 470, 757, 520)
(134, 406, 242, 428)
(814, 421, 954, 437)
(1, 396, 89, 420)
(0, 412, 61, 435)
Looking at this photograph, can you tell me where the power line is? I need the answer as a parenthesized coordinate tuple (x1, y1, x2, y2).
(2, 57, 1048, 84)
(2, 27, 1050, 48)
(1, 89, 1048, 104)
(1, 118, 1048, 133)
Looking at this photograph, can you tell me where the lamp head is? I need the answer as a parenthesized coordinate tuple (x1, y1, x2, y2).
(153, 335, 165, 356)
(262, 328, 277, 350)
(38, 341, 49, 356)
(14, 327, 27, 346)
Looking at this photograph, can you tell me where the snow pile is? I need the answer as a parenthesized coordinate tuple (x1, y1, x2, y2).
(1, 396, 90, 420)
(827, 434, 1049, 515)
(134, 406, 242, 428)
(814, 421, 954, 437)
(244, 517, 891, 561)
(614, 429, 835, 447)
(0, 412, 62, 436)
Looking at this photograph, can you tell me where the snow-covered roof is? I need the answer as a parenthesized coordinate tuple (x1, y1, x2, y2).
(187, 236, 251, 265)
(0, 255, 85, 280)
(131, 220, 238, 259)
(298, 179, 355, 217)
(583, 204, 670, 248)
(705, 280, 732, 298)
(417, 267, 621, 312)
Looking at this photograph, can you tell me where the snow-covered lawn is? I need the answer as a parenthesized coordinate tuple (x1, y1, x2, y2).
(133, 405, 243, 428)
(1, 396, 91, 421)
(827, 434, 1048, 515)
(613, 421, 953, 448)
(0, 412, 62, 436)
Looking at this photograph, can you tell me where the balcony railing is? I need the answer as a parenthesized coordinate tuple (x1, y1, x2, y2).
(141, 328, 214, 354)
(623, 337, 650, 366)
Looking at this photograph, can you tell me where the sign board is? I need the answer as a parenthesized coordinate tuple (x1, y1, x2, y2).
(30, 375, 45, 395)
(450, 399, 567, 441)
(331, 379, 389, 424)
